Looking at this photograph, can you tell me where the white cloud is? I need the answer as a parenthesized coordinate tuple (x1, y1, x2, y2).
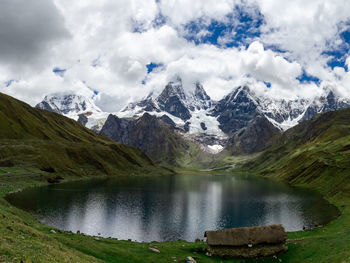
(1, 0, 350, 112)
(1, 69, 96, 106)
(0, 0, 69, 75)
(255, 0, 350, 77)
(142, 40, 304, 101)
(158, 0, 240, 26)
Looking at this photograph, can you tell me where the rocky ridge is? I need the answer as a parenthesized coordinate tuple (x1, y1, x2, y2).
(36, 78, 350, 156)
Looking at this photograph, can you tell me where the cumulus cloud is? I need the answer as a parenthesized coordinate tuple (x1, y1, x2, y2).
(1, 0, 350, 111)
(255, 0, 350, 80)
(158, 0, 241, 26)
(0, 0, 69, 75)
(141, 40, 304, 101)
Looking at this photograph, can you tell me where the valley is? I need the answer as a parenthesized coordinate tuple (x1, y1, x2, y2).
(2, 0, 350, 262)
(1, 91, 350, 262)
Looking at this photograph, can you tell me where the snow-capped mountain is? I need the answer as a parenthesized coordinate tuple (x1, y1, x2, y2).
(120, 77, 213, 121)
(213, 85, 350, 134)
(301, 90, 350, 121)
(211, 86, 309, 134)
(35, 78, 350, 156)
(118, 80, 350, 154)
(35, 93, 109, 132)
(118, 77, 226, 152)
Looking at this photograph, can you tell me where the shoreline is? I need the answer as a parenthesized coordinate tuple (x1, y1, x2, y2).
(5, 171, 340, 242)
(0, 167, 348, 262)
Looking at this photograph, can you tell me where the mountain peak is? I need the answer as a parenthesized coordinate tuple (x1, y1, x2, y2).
(36, 93, 102, 116)
(233, 85, 254, 98)
(158, 79, 187, 102)
(156, 80, 191, 121)
(36, 93, 109, 131)
(194, 82, 211, 101)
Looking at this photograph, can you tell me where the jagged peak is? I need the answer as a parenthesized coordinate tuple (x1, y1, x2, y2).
(225, 85, 248, 96)
(221, 85, 258, 107)
(236, 85, 254, 96)
(43, 91, 90, 100)
(42, 92, 91, 102)
(193, 82, 211, 101)
(137, 112, 155, 121)
(159, 79, 187, 101)
(37, 92, 102, 114)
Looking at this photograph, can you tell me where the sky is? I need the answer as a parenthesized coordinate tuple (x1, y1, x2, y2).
(1, 0, 350, 112)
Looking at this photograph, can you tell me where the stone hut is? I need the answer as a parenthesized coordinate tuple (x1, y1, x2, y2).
(205, 224, 288, 258)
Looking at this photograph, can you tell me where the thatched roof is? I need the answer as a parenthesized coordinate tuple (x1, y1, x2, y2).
(205, 224, 287, 246)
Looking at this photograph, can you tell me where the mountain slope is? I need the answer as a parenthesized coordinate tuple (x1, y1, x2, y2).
(211, 86, 263, 135)
(35, 80, 350, 161)
(100, 113, 204, 167)
(244, 108, 350, 197)
(226, 115, 281, 154)
(0, 92, 161, 175)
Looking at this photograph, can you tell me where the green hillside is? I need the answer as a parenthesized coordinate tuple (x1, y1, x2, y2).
(243, 108, 350, 198)
(235, 108, 350, 263)
(0, 92, 163, 176)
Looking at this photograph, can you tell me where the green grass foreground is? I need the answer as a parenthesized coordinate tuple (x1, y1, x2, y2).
(0, 167, 349, 263)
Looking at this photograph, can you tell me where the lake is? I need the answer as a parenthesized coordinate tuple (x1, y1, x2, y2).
(6, 174, 338, 242)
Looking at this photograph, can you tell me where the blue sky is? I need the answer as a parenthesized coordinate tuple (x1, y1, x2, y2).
(53, 67, 66, 77)
(182, 5, 263, 48)
(324, 28, 350, 69)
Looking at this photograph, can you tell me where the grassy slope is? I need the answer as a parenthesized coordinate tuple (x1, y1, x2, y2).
(243, 108, 350, 198)
(238, 108, 350, 262)
(0, 92, 164, 176)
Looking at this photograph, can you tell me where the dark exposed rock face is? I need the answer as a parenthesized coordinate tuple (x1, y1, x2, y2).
(212, 86, 262, 135)
(194, 82, 211, 102)
(77, 112, 93, 126)
(226, 116, 281, 154)
(184, 122, 190, 132)
(35, 100, 61, 114)
(157, 81, 192, 121)
(159, 114, 176, 128)
(100, 113, 192, 166)
(77, 113, 88, 126)
(99, 115, 134, 145)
